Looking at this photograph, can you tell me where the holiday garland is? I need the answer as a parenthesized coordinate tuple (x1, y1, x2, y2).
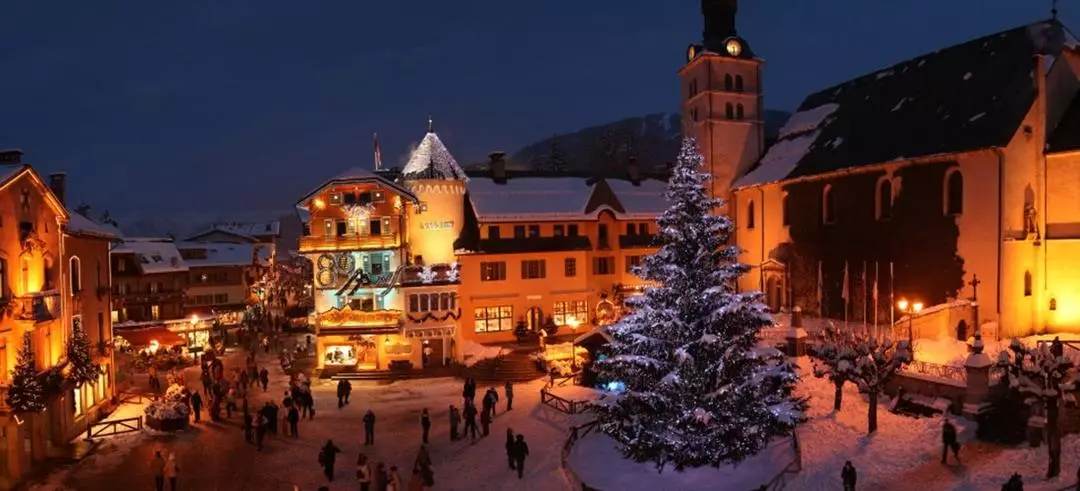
(406, 308, 461, 324)
(67, 317, 101, 387)
(7, 332, 45, 413)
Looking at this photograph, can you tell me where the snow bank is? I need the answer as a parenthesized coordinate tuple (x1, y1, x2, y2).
(459, 339, 509, 367)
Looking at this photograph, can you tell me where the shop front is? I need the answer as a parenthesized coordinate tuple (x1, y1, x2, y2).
(404, 325, 454, 367)
(317, 327, 401, 371)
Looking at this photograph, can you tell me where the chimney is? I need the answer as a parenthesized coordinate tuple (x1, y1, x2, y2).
(49, 173, 67, 205)
(0, 149, 23, 164)
(489, 151, 507, 184)
(626, 156, 641, 185)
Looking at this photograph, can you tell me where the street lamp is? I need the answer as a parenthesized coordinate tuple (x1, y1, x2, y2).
(567, 317, 581, 372)
(897, 298, 924, 344)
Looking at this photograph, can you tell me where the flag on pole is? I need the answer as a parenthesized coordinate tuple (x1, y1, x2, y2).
(873, 261, 880, 330)
(816, 260, 823, 315)
(889, 261, 895, 330)
(842, 261, 850, 328)
(862, 261, 868, 334)
(374, 133, 383, 170)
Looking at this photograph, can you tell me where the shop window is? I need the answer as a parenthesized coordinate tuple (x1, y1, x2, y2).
(553, 300, 588, 325)
(474, 306, 513, 333)
(72, 387, 83, 417)
(69, 257, 81, 293)
(480, 262, 506, 281)
(324, 345, 357, 365)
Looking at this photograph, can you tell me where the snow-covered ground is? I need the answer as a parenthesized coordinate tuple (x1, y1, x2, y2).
(460, 339, 510, 367)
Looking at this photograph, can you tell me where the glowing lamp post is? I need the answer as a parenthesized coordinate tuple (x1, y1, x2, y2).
(567, 317, 581, 372)
(897, 298, 924, 344)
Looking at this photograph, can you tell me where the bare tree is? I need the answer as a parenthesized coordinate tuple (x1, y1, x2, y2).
(849, 337, 912, 434)
(997, 339, 1076, 478)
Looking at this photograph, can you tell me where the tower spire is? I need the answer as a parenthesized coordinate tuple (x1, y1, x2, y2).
(428, 115, 434, 133)
(702, 0, 738, 46)
(1052, 0, 1059, 20)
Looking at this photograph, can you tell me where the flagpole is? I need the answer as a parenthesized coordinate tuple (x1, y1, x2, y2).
(843, 260, 849, 331)
(889, 261, 895, 338)
(817, 260, 823, 318)
(862, 261, 867, 336)
(374, 132, 382, 170)
(873, 262, 879, 338)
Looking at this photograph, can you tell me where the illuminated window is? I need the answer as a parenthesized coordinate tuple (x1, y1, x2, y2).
(151, 305, 160, 321)
(328, 193, 342, 205)
(747, 200, 756, 229)
(480, 262, 506, 281)
(474, 305, 513, 333)
(380, 217, 392, 236)
(553, 300, 588, 326)
(72, 387, 83, 417)
(323, 219, 333, 237)
(372, 190, 385, 203)
(69, 257, 81, 293)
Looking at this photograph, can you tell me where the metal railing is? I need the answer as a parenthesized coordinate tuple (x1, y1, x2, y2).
(86, 416, 143, 440)
(901, 360, 967, 383)
(541, 388, 589, 415)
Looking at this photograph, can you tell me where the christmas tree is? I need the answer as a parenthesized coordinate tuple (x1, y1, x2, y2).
(66, 317, 100, 387)
(7, 332, 45, 413)
(593, 136, 804, 472)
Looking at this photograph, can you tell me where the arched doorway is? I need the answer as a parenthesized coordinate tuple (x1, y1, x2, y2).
(956, 320, 968, 341)
(526, 307, 543, 332)
(765, 276, 782, 313)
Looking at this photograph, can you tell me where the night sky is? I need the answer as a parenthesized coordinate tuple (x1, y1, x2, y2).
(0, 0, 1070, 216)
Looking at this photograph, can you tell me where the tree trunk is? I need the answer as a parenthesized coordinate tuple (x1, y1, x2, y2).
(868, 391, 879, 434)
(1047, 396, 1061, 479)
(833, 381, 844, 411)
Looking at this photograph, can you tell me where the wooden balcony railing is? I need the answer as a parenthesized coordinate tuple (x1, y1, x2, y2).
(299, 234, 402, 252)
(317, 306, 403, 328)
(16, 290, 60, 323)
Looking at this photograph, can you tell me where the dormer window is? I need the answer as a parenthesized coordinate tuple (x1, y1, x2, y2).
(343, 193, 357, 205)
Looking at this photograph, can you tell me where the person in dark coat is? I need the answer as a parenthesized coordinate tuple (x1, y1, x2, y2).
(363, 409, 376, 445)
(842, 461, 857, 491)
(942, 418, 961, 464)
(420, 408, 431, 444)
(319, 439, 341, 481)
(1051, 337, 1064, 358)
(463, 402, 478, 442)
(505, 428, 516, 470)
(243, 411, 253, 443)
(259, 367, 269, 391)
(337, 380, 347, 408)
(190, 391, 203, 423)
(463, 378, 476, 406)
(288, 404, 300, 438)
(480, 404, 492, 437)
(511, 434, 529, 479)
(504, 381, 514, 411)
(1002, 473, 1024, 491)
(343, 379, 352, 404)
(448, 405, 460, 441)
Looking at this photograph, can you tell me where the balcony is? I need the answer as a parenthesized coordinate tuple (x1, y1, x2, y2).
(299, 233, 402, 253)
(317, 306, 403, 330)
(15, 291, 60, 323)
(618, 234, 657, 249)
(113, 290, 185, 305)
(399, 263, 461, 286)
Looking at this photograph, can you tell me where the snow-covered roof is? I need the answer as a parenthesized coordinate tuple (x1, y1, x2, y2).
(65, 209, 121, 239)
(606, 179, 668, 218)
(209, 221, 280, 238)
(175, 242, 265, 268)
(467, 177, 596, 222)
(401, 131, 468, 181)
(735, 103, 840, 187)
(113, 240, 188, 274)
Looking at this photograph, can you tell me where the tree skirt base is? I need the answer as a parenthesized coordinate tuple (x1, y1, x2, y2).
(145, 416, 188, 432)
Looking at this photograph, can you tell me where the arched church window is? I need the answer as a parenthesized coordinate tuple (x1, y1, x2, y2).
(1024, 271, 1032, 297)
(736, 104, 745, 120)
(822, 185, 835, 225)
(945, 170, 963, 215)
(724, 74, 733, 91)
(781, 193, 790, 226)
(747, 200, 755, 230)
(735, 75, 744, 92)
(877, 178, 893, 221)
(725, 103, 734, 120)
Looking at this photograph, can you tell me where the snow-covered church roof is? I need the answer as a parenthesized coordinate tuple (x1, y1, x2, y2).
(402, 131, 469, 181)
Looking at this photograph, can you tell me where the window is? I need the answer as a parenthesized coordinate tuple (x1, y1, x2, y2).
(43, 257, 54, 290)
(736, 104, 745, 120)
(323, 219, 333, 237)
(877, 178, 893, 221)
(72, 387, 83, 417)
(372, 190, 386, 202)
(20, 257, 28, 294)
(215, 293, 228, 303)
(553, 300, 588, 325)
(1024, 271, 1032, 297)
(822, 185, 835, 224)
(626, 255, 643, 273)
(409, 294, 419, 312)
(474, 306, 513, 333)
(598, 224, 609, 249)
(564, 258, 577, 277)
(380, 217, 391, 235)
(521, 260, 546, 280)
(735, 75, 744, 92)
(149, 282, 159, 293)
(97, 312, 105, 349)
(946, 170, 963, 215)
(488, 226, 500, 240)
(359, 192, 372, 204)
(747, 200, 756, 229)
(328, 193, 342, 205)
(528, 225, 540, 238)
(554, 225, 565, 237)
(369, 219, 382, 236)
(69, 257, 81, 293)
(343, 192, 356, 205)
(725, 103, 734, 119)
(593, 257, 615, 275)
(439, 292, 452, 310)
(567, 224, 579, 237)
(781, 194, 790, 226)
(0, 258, 8, 299)
(151, 305, 160, 321)
(480, 262, 507, 281)
(514, 225, 526, 238)
(692, 108, 699, 122)
(625, 223, 636, 236)
(336, 220, 347, 237)
(117, 258, 126, 273)
(638, 223, 648, 235)
(724, 74, 733, 91)
(419, 294, 430, 312)
(688, 79, 698, 97)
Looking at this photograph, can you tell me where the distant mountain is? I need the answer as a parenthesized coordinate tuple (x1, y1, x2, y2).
(114, 209, 303, 252)
(466, 110, 791, 172)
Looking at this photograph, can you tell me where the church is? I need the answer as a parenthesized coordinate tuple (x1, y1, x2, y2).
(685, 0, 1080, 339)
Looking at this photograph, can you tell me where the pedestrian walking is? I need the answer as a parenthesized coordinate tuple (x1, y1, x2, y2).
(337, 380, 347, 409)
(480, 405, 492, 437)
(201, 371, 212, 397)
(942, 418, 961, 464)
(363, 409, 376, 445)
(504, 381, 514, 411)
(1002, 473, 1024, 491)
(842, 461, 857, 491)
(414, 444, 432, 471)
(512, 434, 529, 479)
(288, 404, 300, 438)
(505, 428, 516, 470)
(343, 379, 352, 404)
(255, 412, 266, 451)
(259, 367, 269, 391)
(357, 453, 373, 491)
(486, 387, 499, 416)
(420, 408, 431, 444)
(165, 453, 179, 491)
(463, 378, 476, 406)
(448, 405, 460, 441)
(149, 366, 160, 391)
(388, 466, 403, 491)
(463, 402, 478, 442)
(152, 451, 165, 491)
(319, 439, 341, 481)
(190, 391, 202, 423)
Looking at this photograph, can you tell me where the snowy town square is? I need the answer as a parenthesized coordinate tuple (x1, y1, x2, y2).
(10, 1, 1080, 491)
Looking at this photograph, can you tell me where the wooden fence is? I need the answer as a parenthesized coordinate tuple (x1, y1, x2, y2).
(541, 388, 590, 415)
(86, 416, 143, 440)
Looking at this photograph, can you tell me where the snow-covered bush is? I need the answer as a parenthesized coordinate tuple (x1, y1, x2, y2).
(848, 337, 912, 434)
(144, 383, 191, 420)
(807, 323, 858, 411)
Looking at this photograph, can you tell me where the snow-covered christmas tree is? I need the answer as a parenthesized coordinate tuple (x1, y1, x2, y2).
(66, 317, 100, 387)
(593, 136, 804, 472)
(7, 332, 45, 413)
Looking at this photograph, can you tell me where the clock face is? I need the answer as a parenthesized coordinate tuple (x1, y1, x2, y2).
(725, 39, 742, 57)
(687, 45, 697, 62)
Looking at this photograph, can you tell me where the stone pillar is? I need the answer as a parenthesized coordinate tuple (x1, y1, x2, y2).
(963, 326, 993, 419)
(786, 306, 808, 357)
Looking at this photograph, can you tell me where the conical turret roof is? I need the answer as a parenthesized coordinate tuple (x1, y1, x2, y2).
(402, 131, 468, 181)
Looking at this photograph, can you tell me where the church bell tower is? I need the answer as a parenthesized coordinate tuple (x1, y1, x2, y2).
(678, 0, 764, 206)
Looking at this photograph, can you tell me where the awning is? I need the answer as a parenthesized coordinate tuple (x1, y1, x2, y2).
(116, 326, 188, 347)
(574, 326, 613, 346)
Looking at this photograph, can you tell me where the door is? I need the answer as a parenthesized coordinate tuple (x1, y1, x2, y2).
(765, 276, 781, 313)
(956, 320, 968, 341)
(526, 307, 543, 332)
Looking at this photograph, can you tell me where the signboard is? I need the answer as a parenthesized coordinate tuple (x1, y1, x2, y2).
(420, 221, 454, 231)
